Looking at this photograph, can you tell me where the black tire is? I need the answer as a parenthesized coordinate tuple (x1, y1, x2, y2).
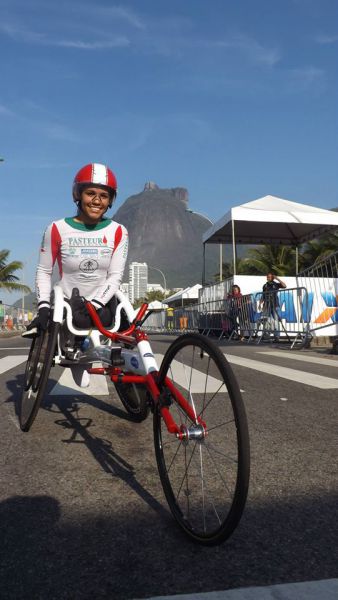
(24, 333, 46, 391)
(114, 382, 150, 422)
(154, 333, 250, 545)
(20, 322, 60, 432)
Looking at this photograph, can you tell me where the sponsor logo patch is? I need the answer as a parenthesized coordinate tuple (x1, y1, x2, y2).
(79, 259, 98, 273)
(143, 352, 154, 358)
(69, 237, 107, 247)
(81, 248, 98, 255)
(130, 356, 139, 369)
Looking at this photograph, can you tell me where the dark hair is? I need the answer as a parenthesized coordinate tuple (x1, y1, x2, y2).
(232, 285, 241, 292)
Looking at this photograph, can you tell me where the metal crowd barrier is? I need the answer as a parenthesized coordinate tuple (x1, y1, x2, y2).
(253, 287, 310, 346)
(0, 304, 34, 332)
(143, 287, 311, 347)
(297, 251, 338, 335)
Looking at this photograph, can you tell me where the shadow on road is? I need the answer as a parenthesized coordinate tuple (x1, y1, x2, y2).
(1, 492, 338, 600)
(5, 373, 136, 422)
(52, 402, 167, 518)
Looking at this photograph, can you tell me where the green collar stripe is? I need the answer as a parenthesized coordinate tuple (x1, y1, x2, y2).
(64, 217, 111, 231)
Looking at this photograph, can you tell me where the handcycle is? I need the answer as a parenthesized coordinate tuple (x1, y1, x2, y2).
(20, 285, 250, 546)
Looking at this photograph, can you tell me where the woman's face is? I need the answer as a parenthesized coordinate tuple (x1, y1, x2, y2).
(232, 286, 240, 295)
(79, 186, 111, 223)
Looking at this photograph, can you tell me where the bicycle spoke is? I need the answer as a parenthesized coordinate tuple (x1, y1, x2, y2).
(197, 381, 226, 418)
(198, 443, 206, 532)
(206, 419, 235, 433)
(166, 439, 183, 474)
(201, 355, 211, 419)
(198, 453, 222, 526)
(180, 348, 197, 421)
(176, 441, 198, 500)
(203, 442, 234, 498)
(205, 440, 238, 464)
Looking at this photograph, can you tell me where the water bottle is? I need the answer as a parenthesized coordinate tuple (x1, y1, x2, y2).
(81, 337, 91, 351)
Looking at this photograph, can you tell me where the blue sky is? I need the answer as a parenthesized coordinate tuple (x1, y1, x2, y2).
(0, 0, 337, 303)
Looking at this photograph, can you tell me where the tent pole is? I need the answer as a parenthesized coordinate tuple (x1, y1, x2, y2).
(232, 220, 236, 275)
(219, 244, 223, 281)
(295, 245, 299, 275)
(202, 243, 206, 285)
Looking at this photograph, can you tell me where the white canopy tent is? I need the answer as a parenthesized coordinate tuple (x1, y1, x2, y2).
(166, 284, 202, 306)
(202, 195, 338, 278)
(147, 300, 168, 310)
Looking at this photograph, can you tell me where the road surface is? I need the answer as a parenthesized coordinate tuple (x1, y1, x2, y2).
(0, 334, 337, 599)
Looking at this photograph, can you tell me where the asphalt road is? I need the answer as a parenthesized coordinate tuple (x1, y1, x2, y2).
(0, 333, 337, 600)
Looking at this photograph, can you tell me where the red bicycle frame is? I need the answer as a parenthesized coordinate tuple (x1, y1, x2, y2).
(85, 301, 206, 438)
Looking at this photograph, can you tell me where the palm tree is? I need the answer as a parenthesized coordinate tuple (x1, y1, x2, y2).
(239, 245, 296, 276)
(0, 249, 31, 293)
(300, 233, 338, 270)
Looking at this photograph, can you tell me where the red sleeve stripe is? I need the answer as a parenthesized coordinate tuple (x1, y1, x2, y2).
(113, 225, 123, 253)
(51, 223, 62, 277)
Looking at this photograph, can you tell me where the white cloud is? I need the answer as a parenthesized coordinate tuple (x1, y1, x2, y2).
(0, 21, 130, 50)
(42, 123, 82, 143)
(314, 33, 338, 44)
(289, 66, 324, 83)
(54, 37, 130, 50)
(0, 103, 15, 117)
(210, 34, 281, 66)
(95, 5, 145, 30)
(285, 66, 326, 93)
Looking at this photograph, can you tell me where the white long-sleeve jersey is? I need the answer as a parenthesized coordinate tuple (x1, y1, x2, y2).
(36, 217, 128, 309)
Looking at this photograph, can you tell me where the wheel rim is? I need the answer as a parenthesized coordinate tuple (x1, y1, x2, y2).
(158, 342, 243, 539)
(20, 325, 57, 430)
(24, 335, 44, 390)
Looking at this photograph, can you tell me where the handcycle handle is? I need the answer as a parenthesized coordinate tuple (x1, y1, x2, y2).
(85, 301, 149, 345)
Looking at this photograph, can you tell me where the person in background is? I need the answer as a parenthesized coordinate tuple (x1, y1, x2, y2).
(227, 284, 245, 341)
(166, 305, 174, 329)
(260, 272, 286, 341)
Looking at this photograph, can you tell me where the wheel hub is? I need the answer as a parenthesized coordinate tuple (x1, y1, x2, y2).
(178, 423, 206, 443)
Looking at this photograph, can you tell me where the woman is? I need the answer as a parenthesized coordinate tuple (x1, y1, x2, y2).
(227, 285, 245, 341)
(25, 163, 128, 385)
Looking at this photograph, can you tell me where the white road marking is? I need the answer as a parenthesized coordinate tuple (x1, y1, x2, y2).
(259, 350, 338, 368)
(155, 354, 226, 393)
(0, 355, 28, 374)
(224, 353, 338, 389)
(0, 347, 30, 350)
(147, 577, 338, 599)
(49, 367, 109, 396)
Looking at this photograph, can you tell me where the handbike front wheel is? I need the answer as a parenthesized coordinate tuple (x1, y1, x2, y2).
(154, 333, 250, 545)
(114, 382, 150, 422)
(20, 322, 60, 432)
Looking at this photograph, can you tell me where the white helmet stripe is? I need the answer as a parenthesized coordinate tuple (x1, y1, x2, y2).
(92, 163, 108, 185)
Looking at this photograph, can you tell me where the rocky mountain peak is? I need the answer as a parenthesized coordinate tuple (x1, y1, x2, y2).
(113, 184, 217, 287)
(144, 181, 159, 191)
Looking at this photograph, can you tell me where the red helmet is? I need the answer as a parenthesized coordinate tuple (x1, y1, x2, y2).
(73, 163, 117, 206)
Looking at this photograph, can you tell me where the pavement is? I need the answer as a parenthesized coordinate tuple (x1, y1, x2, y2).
(0, 333, 337, 599)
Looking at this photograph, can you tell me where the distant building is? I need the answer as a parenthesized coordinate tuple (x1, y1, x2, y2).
(129, 262, 148, 303)
(147, 283, 164, 293)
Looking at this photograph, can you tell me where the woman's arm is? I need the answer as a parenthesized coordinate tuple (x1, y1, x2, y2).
(92, 225, 129, 307)
(36, 222, 62, 310)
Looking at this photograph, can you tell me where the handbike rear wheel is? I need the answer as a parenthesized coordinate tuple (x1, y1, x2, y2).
(20, 322, 60, 432)
(154, 333, 250, 545)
